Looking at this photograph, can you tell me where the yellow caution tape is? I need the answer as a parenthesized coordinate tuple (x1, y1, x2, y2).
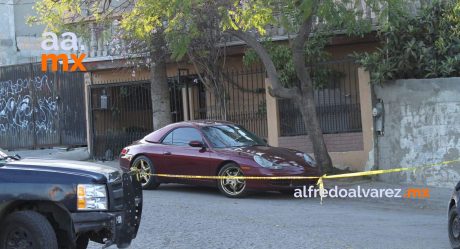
(130, 158, 460, 203)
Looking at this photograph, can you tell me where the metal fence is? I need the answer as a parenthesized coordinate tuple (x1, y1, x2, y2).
(90, 81, 152, 159)
(89, 67, 269, 159)
(192, 66, 268, 138)
(0, 63, 86, 150)
(279, 60, 362, 136)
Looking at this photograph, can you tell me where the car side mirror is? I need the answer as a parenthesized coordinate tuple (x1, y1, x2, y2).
(263, 138, 269, 146)
(189, 141, 205, 148)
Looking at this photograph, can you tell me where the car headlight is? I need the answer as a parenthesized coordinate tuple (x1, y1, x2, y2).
(253, 155, 283, 169)
(77, 184, 108, 211)
(303, 153, 317, 167)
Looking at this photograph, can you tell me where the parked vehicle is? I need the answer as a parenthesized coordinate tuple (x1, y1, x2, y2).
(120, 120, 320, 198)
(0, 150, 143, 249)
(449, 181, 460, 249)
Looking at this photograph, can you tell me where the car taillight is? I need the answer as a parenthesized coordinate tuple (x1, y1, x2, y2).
(120, 148, 129, 156)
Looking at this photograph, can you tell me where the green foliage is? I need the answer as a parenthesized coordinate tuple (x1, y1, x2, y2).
(120, 0, 385, 62)
(32, 0, 386, 64)
(243, 42, 297, 87)
(243, 29, 348, 89)
(28, 0, 112, 33)
(356, 0, 460, 84)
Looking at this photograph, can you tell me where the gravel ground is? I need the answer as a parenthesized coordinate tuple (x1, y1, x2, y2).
(89, 180, 453, 249)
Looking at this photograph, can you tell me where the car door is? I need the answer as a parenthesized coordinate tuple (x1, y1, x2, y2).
(160, 127, 215, 183)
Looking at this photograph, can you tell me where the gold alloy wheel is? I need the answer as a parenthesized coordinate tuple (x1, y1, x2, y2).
(134, 159, 151, 187)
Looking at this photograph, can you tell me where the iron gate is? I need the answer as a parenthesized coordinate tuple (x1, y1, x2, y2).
(89, 67, 269, 159)
(184, 67, 268, 138)
(90, 81, 152, 159)
(90, 73, 194, 159)
(278, 60, 362, 136)
(0, 63, 86, 150)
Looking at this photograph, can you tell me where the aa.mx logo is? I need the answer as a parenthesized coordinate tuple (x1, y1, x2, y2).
(41, 32, 87, 72)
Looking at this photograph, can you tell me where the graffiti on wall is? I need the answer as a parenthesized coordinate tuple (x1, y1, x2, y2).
(0, 75, 58, 134)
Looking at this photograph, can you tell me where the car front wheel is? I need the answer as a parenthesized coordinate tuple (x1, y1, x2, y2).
(449, 206, 460, 249)
(132, 156, 160, 190)
(217, 163, 247, 198)
(0, 211, 58, 249)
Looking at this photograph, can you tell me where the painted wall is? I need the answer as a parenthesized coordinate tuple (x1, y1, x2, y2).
(375, 78, 460, 187)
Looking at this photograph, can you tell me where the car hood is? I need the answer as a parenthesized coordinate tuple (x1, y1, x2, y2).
(3, 159, 122, 183)
(223, 146, 312, 168)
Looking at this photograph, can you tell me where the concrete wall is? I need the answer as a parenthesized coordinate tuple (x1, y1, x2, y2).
(375, 78, 460, 187)
(0, 0, 44, 66)
(0, 0, 17, 65)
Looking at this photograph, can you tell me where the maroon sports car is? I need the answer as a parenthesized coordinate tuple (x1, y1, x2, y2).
(119, 120, 320, 198)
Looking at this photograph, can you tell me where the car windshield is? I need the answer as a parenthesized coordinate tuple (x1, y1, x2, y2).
(201, 124, 267, 148)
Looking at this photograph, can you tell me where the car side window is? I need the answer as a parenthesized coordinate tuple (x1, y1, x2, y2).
(161, 127, 203, 146)
(162, 132, 173, 145)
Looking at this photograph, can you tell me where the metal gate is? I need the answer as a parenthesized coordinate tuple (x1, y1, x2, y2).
(90, 72, 200, 159)
(278, 60, 362, 136)
(168, 69, 207, 123)
(89, 67, 268, 159)
(179, 67, 268, 138)
(0, 63, 86, 150)
(90, 81, 152, 159)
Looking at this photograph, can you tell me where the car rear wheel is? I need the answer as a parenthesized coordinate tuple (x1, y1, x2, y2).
(132, 156, 160, 190)
(450, 206, 460, 249)
(0, 211, 58, 249)
(217, 163, 247, 198)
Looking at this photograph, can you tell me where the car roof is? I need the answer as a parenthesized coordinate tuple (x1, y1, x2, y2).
(177, 120, 236, 127)
(143, 120, 236, 143)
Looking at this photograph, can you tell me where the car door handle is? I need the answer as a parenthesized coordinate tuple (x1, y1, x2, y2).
(163, 152, 172, 155)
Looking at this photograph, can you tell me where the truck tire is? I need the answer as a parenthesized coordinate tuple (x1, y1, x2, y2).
(76, 234, 89, 249)
(0, 210, 58, 249)
(449, 207, 460, 249)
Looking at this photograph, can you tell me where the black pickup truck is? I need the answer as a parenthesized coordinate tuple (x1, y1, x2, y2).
(0, 150, 142, 249)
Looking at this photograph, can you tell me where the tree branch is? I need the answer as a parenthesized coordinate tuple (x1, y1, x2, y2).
(227, 29, 297, 99)
(292, 0, 318, 92)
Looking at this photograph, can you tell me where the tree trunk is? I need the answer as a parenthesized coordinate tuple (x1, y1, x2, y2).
(150, 57, 171, 130)
(295, 91, 333, 174)
(290, 6, 333, 174)
(228, 19, 333, 173)
(148, 32, 172, 130)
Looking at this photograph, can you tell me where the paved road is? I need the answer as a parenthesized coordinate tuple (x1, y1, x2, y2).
(89, 181, 451, 249)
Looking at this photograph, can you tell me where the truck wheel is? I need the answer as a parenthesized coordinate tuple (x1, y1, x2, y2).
(449, 207, 460, 249)
(0, 211, 58, 249)
(76, 234, 89, 249)
(132, 156, 160, 190)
